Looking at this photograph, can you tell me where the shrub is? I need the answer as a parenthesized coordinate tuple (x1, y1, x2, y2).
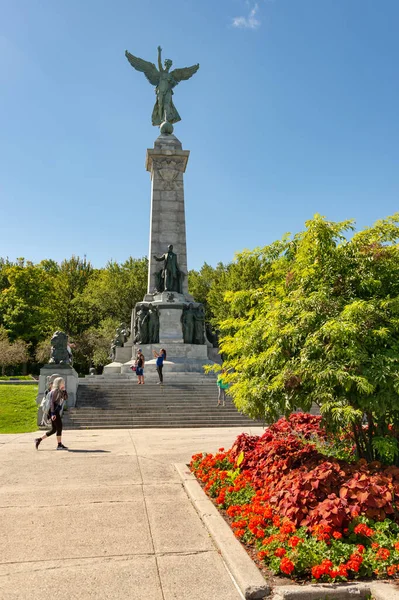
(190, 414, 399, 581)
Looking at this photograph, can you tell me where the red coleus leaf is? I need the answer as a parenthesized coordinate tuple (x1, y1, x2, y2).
(357, 491, 369, 503)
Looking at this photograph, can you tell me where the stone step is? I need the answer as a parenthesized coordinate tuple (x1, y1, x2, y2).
(66, 416, 255, 423)
(75, 394, 225, 398)
(69, 381, 261, 429)
(68, 413, 242, 418)
(65, 416, 257, 423)
(77, 390, 218, 395)
(80, 376, 217, 384)
(67, 414, 250, 420)
(65, 414, 259, 420)
(68, 405, 242, 412)
(75, 397, 221, 403)
(71, 403, 226, 408)
(75, 394, 219, 398)
(63, 423, 255, 429)
(66, 422, 255, 426)
(78, 384, 218, 389)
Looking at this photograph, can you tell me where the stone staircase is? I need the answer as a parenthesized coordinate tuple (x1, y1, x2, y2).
(63, 378, 264, 429)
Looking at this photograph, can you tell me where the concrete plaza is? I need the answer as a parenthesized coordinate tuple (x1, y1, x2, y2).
(0, 426, 264, 600)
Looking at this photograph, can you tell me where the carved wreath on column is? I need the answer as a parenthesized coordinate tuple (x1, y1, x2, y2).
(152, 157, 185, 191)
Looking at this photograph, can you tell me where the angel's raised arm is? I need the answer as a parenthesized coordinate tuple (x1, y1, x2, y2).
(157, 46, 163, 72)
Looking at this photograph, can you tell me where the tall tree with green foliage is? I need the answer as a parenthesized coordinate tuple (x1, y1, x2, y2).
(219, 214, 399, 465)
(48, 256, 95, 336)
(189, 255, 266, 328)
(188, 262, 216, 320)
(0, 260, 53, 343)
(83, 257, 148, 323)
(0, 326, 29, 375)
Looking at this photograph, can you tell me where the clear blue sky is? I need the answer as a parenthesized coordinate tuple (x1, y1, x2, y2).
(1, 0, 398, 270)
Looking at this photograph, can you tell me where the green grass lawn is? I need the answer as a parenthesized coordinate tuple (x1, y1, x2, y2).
(0, 376, 36, 380)
(0, 385, 38, 433)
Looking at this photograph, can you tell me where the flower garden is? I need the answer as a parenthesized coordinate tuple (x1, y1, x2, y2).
(190, 413, 399, 583)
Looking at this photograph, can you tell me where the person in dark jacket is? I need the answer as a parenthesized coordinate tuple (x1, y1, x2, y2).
(35, 377, 68, 450)
(136, 349, 145, 384)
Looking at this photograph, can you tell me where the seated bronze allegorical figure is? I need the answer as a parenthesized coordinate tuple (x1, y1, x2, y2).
(49, 331, 72, 365)
(134, 305, 149, 345)
(110, 323, 130, 361)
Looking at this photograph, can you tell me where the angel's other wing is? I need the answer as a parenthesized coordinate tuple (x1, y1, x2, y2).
(125, 51, 160, 86)
(170, 64, 200, 83)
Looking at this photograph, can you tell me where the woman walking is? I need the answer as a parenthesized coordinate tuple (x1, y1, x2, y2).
(153, 348, 167, 385)
(136, 349, 145, 384)
(35, 377, 68, 450)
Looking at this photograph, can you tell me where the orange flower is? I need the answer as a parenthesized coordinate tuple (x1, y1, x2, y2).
(280, 520, 296, 534)
(338, 564, 348, 578)
(274, 547, 286, 558)
(255, 529, 264, 539)
(346, 553, 363, 573)
(376, 548, 390, 561)
(311, 559, 333, 580)
(354, 523, 374, 537)
(288, 536, 304, 548)
(333, 531, 342, 540)
(330, 570, 339, 578)
(372, 543, 380, 550)
(263, 506, 273, 519)
(280, 557, 295, 575)
(234, 529, 245, 539)
(387, 565, 397, 577)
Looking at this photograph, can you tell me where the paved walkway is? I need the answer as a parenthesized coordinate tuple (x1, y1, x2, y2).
(0, 426, 264, 600)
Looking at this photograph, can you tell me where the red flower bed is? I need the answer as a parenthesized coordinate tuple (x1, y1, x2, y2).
(190, 414, 399, 581)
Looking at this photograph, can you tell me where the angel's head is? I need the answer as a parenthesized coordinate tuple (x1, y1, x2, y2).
(164, 58, 173, 71)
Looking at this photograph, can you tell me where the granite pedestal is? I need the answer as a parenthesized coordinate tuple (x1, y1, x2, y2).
(36, 364, 79, 425)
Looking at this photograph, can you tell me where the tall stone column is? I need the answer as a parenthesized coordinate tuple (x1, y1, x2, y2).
(146, 134, 190, 297)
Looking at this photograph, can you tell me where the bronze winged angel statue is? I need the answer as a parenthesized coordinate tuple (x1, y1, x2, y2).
(125, 46, 199, 127)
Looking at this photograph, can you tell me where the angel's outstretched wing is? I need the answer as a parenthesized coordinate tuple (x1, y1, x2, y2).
(170, 64, 200, 83)
(125, 51, 160, 86)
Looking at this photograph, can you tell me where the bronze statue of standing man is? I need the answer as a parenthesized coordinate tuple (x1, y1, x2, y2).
(125, 46, 199, 127)
(154, 245, 182, 293)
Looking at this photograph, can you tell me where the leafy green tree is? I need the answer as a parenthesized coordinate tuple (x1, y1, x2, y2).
(218, 214, 399, 465)
(48, 256, 96, 336)
(0, 260, 53, 343)
(207, 251, 268, 328)
(73, 317, 119, 372)
(0, 258, 14, 295)
(83, 257, 147, 324)
(35, 337, 51, 364)
(188, 262, 218, 322)
(0, 326, 29, 375)
(189, 255, 266, 329)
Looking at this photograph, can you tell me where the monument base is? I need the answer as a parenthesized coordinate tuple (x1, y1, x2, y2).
(104, 342, 215, 377)
(36, 364, 79, 425)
